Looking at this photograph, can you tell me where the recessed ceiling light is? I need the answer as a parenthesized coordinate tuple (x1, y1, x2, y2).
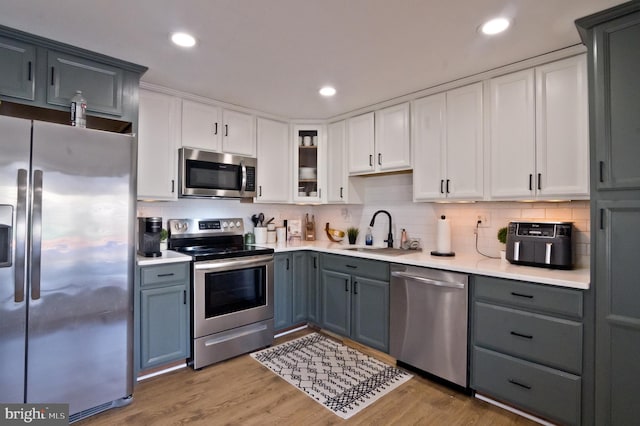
(480, 17, 510, 35)
(319, 86, 337, 97)
(171, 32, 196, 47)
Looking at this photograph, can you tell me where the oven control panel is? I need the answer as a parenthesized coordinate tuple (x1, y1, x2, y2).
(168, 218, 245, 238)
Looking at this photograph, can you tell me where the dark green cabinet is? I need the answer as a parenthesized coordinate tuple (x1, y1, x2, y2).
(577, 3, 640, 425)
(0, 35, 35, 100)
(0, 24, 146, 126)
(319, 253, 389, 352)
(47, 50, 123, 116)
(135, 262, 190, 374)
(471, 275, 584, 426)
(274, 252, 317, 331)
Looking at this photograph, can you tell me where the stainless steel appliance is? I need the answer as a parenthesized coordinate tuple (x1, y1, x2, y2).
(0, 116, 135, 421)
(505, 221, 573, 269)
(390, 264, 469, 388)
(167, 218, 274, 369)
(178, 147, 257, 199)
(137, 217, 162, 257)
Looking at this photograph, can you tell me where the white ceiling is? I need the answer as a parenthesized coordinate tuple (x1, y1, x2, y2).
(0, 0, 626, 119)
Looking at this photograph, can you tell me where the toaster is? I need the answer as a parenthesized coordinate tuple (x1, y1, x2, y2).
(505, 221, 573, 269)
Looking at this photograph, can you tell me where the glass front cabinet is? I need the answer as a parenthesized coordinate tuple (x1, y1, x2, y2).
(293, 124, 325, 203)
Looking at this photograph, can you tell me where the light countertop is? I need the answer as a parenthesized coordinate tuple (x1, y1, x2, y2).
(255, 240, 590, 290)
(136, 250, 192, 266)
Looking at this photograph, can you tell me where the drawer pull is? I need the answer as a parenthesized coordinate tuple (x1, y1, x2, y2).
(510, 291, 533, 299)
(510, 331, 533, 339)
(508, 379, 532, 390)
(346, 264, 357, 269)
(157, 273, 175, 278)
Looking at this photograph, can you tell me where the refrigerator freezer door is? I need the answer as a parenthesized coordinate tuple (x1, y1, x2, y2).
(0, 115, 32, 403)
(26, 122, 135, 415)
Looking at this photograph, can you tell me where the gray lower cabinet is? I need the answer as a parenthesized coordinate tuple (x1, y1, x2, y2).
(135, 262, 190, 374)
(471, 275, 584, 426)
(274, 252, 315, 331)
(0, 35, 36, 100)
(320, 253, 389, 352)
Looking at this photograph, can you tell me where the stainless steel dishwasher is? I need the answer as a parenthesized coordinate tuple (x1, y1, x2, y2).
(390, 264, 469, 388)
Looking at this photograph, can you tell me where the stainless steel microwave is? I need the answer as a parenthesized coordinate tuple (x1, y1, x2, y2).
(178, 147, 257, 198)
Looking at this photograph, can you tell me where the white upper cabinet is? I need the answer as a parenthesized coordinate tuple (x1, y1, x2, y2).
(375, 103, 411, 172)
(347, 112, 375, 174)
(222, 108, 256, 157)
(535, 55, 589, 199)
(489, 55, 589, 200)
(137, 89, 181, 200)
(412, 83, 483, 201)
(255, 117, 290, 203)
(181, 99, 256, 157)
(327, 120, 363, 204)
(347, 104, 411, 175)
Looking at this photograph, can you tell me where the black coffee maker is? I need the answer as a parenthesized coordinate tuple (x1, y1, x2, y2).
(137, 217, 162, 257)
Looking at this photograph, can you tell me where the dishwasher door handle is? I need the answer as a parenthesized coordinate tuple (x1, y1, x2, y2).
(391, 271, 465, 289)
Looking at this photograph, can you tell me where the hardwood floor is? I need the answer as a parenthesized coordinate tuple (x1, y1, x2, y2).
(77, 329, 537, 425)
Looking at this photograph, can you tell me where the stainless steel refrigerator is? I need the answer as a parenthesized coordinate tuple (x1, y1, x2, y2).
(0, 115, 135, 421)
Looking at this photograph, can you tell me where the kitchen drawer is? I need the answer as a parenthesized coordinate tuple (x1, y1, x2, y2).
(474, 302, 583, 374)
(141, 263, 189, 287)
(474, 275, 583, 318)
(472, 346, 581, 426)
(320, 253, 389, 281)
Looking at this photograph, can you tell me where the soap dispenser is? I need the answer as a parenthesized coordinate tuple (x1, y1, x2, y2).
(365, 227, 373, 246)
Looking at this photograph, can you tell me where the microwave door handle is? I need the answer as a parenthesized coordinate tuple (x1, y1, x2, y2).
(240, 161, 247, 194)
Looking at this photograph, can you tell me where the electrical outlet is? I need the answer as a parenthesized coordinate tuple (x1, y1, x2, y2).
(476, 214, 490, 228)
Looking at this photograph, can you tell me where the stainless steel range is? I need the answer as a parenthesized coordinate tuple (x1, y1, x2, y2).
(167, 218, 274, 369)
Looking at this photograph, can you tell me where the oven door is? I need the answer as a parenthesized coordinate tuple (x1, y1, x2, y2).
(193, 254, 273, 338)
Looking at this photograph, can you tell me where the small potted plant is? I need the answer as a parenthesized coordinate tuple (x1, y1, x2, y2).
(497, 226, 508, 261)
(160, 228, 168, 250)
(347, 227, 359, 245)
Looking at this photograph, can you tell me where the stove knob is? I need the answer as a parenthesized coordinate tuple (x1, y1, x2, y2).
(228, 222, 235, 229)
(236, 221, 242, 228)
(222, 221, 228, 229)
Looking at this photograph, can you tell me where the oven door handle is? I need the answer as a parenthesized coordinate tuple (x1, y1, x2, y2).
(194, 255, 273, 271)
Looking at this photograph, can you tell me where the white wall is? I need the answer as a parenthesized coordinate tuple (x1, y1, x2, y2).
(138, 173, 590, 267)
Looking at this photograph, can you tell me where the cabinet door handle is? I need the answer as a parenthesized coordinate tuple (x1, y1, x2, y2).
(157, 273, 175, 278)
(369, 155, 373, 167)
(345, 280, 349, 292)
(446, 179, 450, 194)
(600, 208, 605, 230)
(537, 173, 542, 191)
(528, 174, 533, 191)
(599, 161, 604, 183)
(28, 61, 32, 81)
(378, 153, 382, 165)
(313, 257, 317, 269)
(258, 185, 262, 197)
(440, 179, 444, 194)
(50, 66, 55, 86)
(346, 264, 357, 269)
(353, 281, 358, 294)
(508, 379, 532, 390)
(183, 290, 187, 305)
(286, 258, 289, 270)
(319, 188, 321, 198)
(510, 291, 533, 299)
(214, 122, 218, 135)
(340, 187, 343, 199)
(224, 124, 229, 137)
(510, 331, 533, 339)
(171, 179, 175, 193)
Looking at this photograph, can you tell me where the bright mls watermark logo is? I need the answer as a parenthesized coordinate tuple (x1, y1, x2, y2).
(1, 404, 68, 425)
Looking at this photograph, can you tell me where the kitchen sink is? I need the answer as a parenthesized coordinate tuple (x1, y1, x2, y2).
(341, 247, 413, 256)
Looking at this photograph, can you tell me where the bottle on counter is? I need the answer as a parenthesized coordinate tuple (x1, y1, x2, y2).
(400, 228, 408, 249)
(70, 90, 87, 128)
(365, 227, 373, 246)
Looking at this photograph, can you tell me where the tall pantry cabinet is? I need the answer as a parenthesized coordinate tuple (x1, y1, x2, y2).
(576, 3, 640, 425)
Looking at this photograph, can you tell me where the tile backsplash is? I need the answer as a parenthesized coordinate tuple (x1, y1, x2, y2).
(138, 173, 590, 267)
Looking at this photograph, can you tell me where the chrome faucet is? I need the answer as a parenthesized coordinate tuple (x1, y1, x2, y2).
(369, 210, 393, 248)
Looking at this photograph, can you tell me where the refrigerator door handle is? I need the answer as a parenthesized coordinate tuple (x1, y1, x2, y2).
(14, 169, 28, 303)
(31, 169, 43, 300)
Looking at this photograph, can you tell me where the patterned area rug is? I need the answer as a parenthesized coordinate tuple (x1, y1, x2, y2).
(250, 333, 412, 419)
